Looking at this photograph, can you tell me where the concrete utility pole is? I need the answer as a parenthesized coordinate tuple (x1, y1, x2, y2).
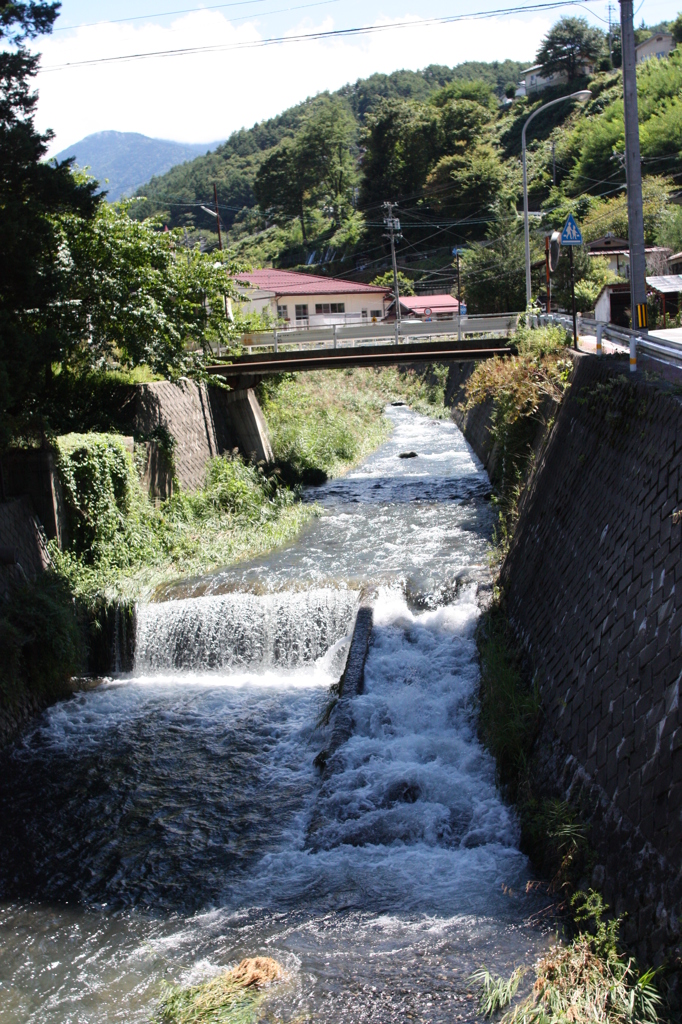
(620, 0, 648, 356)
(383, 201, 402, 324)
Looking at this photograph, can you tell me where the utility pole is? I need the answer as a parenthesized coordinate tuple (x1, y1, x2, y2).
(619, 0, 648, 364)
(212, 183, 230, 331)
(383, 201, 402, 325)
(607, 2, 615, 65)
(552, 139, 556, 186)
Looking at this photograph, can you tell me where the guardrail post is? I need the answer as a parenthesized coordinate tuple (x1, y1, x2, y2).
(596, 323, 603, 356)
(630, 335, 637, 373)
(274, 330, 278, 354)
(333, 324, 338, 350)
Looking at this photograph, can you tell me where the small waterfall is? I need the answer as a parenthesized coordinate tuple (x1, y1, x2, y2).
(134, 588, 359, 675)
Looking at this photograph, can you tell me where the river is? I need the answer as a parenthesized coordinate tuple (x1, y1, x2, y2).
(0, 406, 551, 1022)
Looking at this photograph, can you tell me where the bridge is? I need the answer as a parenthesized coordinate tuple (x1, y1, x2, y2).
(207, 314, 517, 387)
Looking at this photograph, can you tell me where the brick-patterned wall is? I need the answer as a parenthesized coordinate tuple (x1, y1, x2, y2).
(133, 381, 273, 493)
(0, 497, 51, 600)
(501, 355, 682, 961)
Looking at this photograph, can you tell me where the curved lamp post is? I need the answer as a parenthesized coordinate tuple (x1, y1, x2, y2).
(523, 90, 592, 307)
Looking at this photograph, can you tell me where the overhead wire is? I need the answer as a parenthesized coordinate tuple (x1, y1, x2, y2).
(39, 0, 602, 72)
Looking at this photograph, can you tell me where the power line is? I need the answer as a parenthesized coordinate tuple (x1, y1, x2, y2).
(38, 0, 599, 72)
(53, 0, 294, 31)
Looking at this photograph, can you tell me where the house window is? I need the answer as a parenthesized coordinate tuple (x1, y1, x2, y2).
(370, 309, 382, 320)
(295, 304, 308, 320)
(362, 309, 368, 318)
(277, 304, 288, 320)
(315, 303, 345, 314)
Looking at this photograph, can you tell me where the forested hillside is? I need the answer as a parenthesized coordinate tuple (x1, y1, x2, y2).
(130, 16, 682, 313)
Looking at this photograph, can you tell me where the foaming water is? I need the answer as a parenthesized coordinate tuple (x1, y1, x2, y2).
(0, 407, 551, 1023)
(134, 588, 359, 674)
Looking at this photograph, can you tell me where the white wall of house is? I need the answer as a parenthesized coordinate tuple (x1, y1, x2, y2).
(636, 34, 674, 62)
(595, 287, 612, 323)
(237, 290, 386, 325)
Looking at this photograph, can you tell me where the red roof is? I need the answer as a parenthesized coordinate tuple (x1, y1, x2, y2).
(234, 268, 387, 296)
(399, 294, 459, 314)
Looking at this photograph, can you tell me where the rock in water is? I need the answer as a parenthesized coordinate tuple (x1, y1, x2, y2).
(398, 451, 418, 459)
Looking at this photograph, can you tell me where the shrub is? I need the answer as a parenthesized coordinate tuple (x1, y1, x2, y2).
(0, 573, 82, 707)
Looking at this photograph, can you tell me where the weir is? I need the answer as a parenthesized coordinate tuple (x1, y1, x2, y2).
(0, 405, 553, 1023)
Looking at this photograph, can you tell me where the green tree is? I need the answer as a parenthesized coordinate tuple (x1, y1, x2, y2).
(673, 12, 682, 45)
(358, 99, 442, 209)
(51, 200, 243, 377)
(370, 270, 415, 295)
(0, 0, 100, 441)
(295, 97, 357, 223)
(461, 207, 526, 312)
(253, 97, 356, 239)
(425, 145, 508, 230)
(253, 137, 312, 240)
(535, 16, 605, 81)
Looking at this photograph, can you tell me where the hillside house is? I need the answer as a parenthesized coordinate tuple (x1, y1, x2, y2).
(515, 60, 594, 97)
(588, 234, 671, 277)
(232, 269, 389, 327)
(635, 33, 674, 62)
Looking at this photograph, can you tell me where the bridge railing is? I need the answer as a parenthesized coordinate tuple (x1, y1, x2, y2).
(240, 313, 520, 352)
(536, 312, 682, 369)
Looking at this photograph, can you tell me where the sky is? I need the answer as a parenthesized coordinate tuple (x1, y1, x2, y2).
(27, 0, 682, 154)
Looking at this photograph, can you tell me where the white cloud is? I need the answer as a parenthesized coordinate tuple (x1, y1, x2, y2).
(34, 8, 550, 153)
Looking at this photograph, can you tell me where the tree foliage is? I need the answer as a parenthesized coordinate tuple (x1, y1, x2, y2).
(461, 208, 527, 312)
(253, 97, 357, 239)
(535, 16, 605, 80)
(0, 0, 100, 441)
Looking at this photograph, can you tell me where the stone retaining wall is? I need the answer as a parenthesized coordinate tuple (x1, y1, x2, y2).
(499, 355, 682, 962)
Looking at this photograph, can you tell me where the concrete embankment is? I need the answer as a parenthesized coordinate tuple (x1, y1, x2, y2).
(449, 352, 682, 963)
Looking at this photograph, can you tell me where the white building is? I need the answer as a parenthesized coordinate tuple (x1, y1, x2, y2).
(232, 268, 389, 327)
(515, 65, 565, 97)
(635, 32, 674, 62)
(588, 234, 671, 277)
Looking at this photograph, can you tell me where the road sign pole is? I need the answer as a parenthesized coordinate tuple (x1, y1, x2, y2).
(570, 246, 577, 349)
(620, 0, 648, 360)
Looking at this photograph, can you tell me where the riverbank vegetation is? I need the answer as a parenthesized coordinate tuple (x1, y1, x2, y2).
(260, 365, 449, 483)
(463, 324, 573, 550)
(473, 891, 661, 1024)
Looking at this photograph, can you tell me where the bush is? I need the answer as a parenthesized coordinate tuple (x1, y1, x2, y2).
(0, 573, 82, 707)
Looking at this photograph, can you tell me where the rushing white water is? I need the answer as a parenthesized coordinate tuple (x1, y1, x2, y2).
(134, 588, 359, 674)
(0, 407, 551, 1024)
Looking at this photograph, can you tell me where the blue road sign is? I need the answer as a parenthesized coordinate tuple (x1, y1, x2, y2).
(561, 214, 583, 246)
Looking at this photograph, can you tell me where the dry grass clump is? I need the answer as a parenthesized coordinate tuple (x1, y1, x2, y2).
(156, 956, 286, 1024)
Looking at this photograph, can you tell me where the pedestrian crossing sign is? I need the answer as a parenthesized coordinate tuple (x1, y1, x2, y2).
(561, 214, 583, 246)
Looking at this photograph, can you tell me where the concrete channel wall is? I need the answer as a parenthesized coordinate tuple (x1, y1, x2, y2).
(448, 354, 682, 962)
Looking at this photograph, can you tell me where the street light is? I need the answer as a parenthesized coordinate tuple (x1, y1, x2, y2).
(523, 90, 592, 307)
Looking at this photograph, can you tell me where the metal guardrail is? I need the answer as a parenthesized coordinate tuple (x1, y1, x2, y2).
(240, 313, 520, 352)
(536, 312, 682, 371)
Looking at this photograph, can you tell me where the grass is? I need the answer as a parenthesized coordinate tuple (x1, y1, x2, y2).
(258, 365, 451, 483)
(471, 892, 662, 1024)
(49, 446, 314, 603)
(156, 957, 286, 1024)
(462, 325, 573, 552)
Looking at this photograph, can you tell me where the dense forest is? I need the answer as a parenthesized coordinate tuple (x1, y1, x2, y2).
(131, 14, 682, 312)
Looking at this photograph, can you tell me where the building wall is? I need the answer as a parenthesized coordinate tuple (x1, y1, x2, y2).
(239, 291, 386, 324)
(636, 34, 674, 61)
